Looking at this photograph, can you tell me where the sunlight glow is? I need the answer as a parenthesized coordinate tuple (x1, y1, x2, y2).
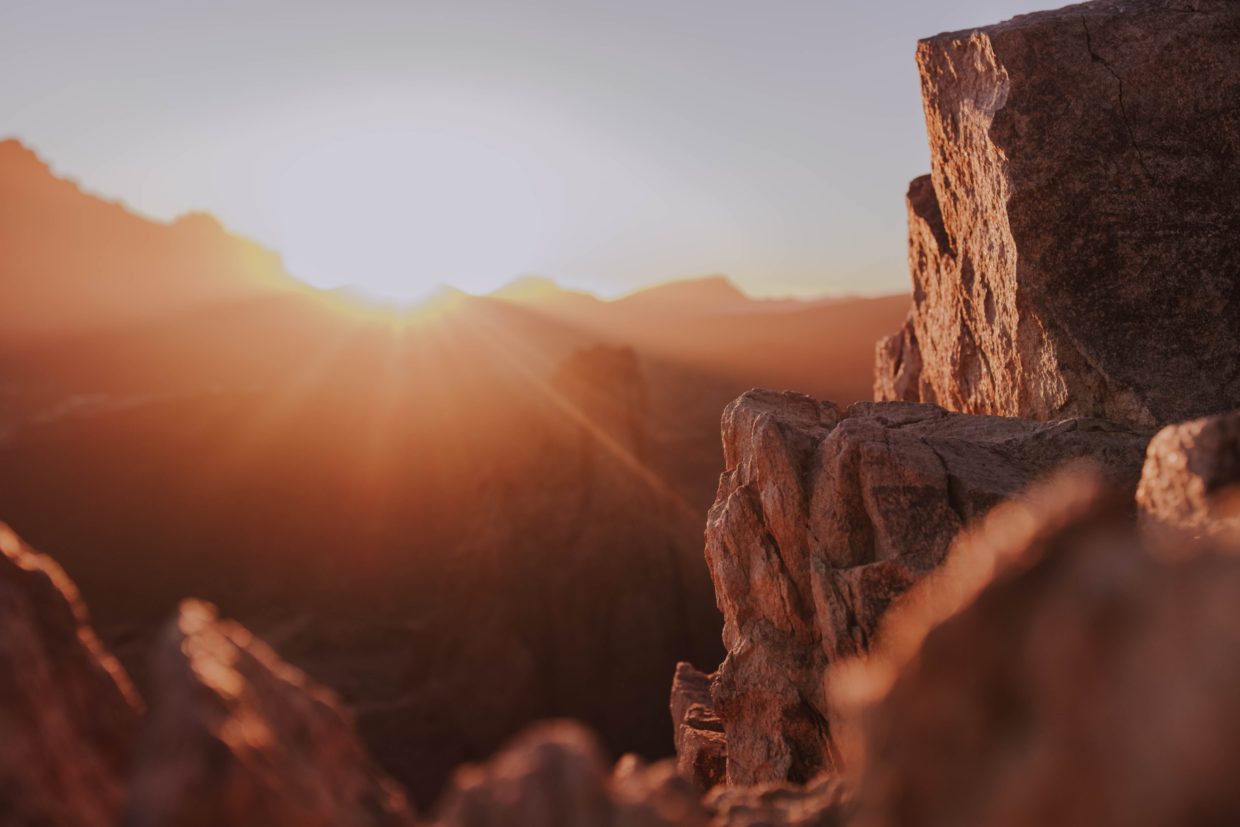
(273, 103, 550, 302)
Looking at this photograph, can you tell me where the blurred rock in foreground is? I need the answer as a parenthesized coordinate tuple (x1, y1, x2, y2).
(854, 475, 1240, 827)
(0, 524, 141, 827)
(124, 599, 415, 827)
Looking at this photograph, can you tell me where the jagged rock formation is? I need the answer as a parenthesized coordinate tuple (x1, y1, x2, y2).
(876, 0, 1240, 429)
(1137, 409, 1240, 537)
(702, 389, 1147, 785)
(854, 476, 1240, 827)
(0, 524, 142, 827)
(670, 662, 727, 792)
(125, 599, 415, 827)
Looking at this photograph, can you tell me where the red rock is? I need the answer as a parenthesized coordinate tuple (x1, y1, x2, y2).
(1137, 409, 1240, 537)
(854, 475, 1240, 827)
(704, 390, 1146, 785)
(670, 662, 727, 792)
(124, 600, 414, 827)
(0, 524, 141, 827)
(876, 0, 1240, 428)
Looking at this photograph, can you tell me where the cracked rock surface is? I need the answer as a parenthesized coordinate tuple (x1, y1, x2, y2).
(701, 389, 1146, 785)
(876, 0, 1240, 428)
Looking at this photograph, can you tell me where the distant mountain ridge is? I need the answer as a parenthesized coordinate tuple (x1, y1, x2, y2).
(0, 139, 298, 340)
(491, 273, 846, 317)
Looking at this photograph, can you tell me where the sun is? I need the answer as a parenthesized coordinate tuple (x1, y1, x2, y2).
(272, 125, 546, 303)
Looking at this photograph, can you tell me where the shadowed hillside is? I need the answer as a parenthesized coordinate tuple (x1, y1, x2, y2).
(0, 139, 907, 806)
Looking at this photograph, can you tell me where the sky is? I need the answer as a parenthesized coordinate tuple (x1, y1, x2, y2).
(1, 1, 1050, 301)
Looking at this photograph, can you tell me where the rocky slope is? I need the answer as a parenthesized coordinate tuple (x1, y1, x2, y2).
(875, 0, 1240, 428)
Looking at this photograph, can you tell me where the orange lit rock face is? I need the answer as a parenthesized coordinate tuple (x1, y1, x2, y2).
(855, 484, 1240, 827)
(1137, 409, 1240, 537)
(0, 524, 141, 827)
(876, 0, 1240, 428)
(125, 600, 415, 827)
(702, 390, 1146, 785)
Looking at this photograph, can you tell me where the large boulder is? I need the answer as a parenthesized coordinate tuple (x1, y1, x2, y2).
(123, 600, 415, 827)
(876, 0, 1240, 428)
(702, 389, 1146, 785)
(0, 524, 142, 827)
(854, 476, 1240, 827)
(1137, 409, 1240, 537)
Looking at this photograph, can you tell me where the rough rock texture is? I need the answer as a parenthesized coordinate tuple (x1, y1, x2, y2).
(1137, 409, 1240, 537)
(855, 478, 1240, 827)
(704, 389, 1147, 785)
(124, 599, 415, 827)
(670, 662, 727, 792)
(876, 0, 1240, 428)
(428, 721, 710, 827)
(705, 776, 849, 827)
(0, 524, 142, 827)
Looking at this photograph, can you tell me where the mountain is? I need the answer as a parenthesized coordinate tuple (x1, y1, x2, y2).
(0, 139, 298, 341)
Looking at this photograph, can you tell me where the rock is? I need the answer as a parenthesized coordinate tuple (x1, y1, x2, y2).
(876, 0, 1240, 428)
(853, 474, 1240, 827)
(428, 720, 709, 827)
(1137, 409, 1240, 537)
(705, 776, 850, 827)
(704, 389, 1147, 785)
(670, 662, 727, 792)
(0, 524, 142, 827)
(123, 599, 415, 827)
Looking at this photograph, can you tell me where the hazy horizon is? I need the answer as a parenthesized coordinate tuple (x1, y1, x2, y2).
(3, 1, 1048, 301)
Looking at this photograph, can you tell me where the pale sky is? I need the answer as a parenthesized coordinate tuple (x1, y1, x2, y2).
(1, 1, 1050, 300)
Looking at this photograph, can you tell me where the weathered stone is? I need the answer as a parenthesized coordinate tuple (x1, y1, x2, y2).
(0, 524, 142, 827)
(854, 476, 1240, 827)
(877, 0, 1240, 428)
(670, 662, 727, 792)
(428, 720, 709, 827)
(1138, 409, 1240, 537)
(704, 389, 1146, 785)
(124, 600, 414, 827)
